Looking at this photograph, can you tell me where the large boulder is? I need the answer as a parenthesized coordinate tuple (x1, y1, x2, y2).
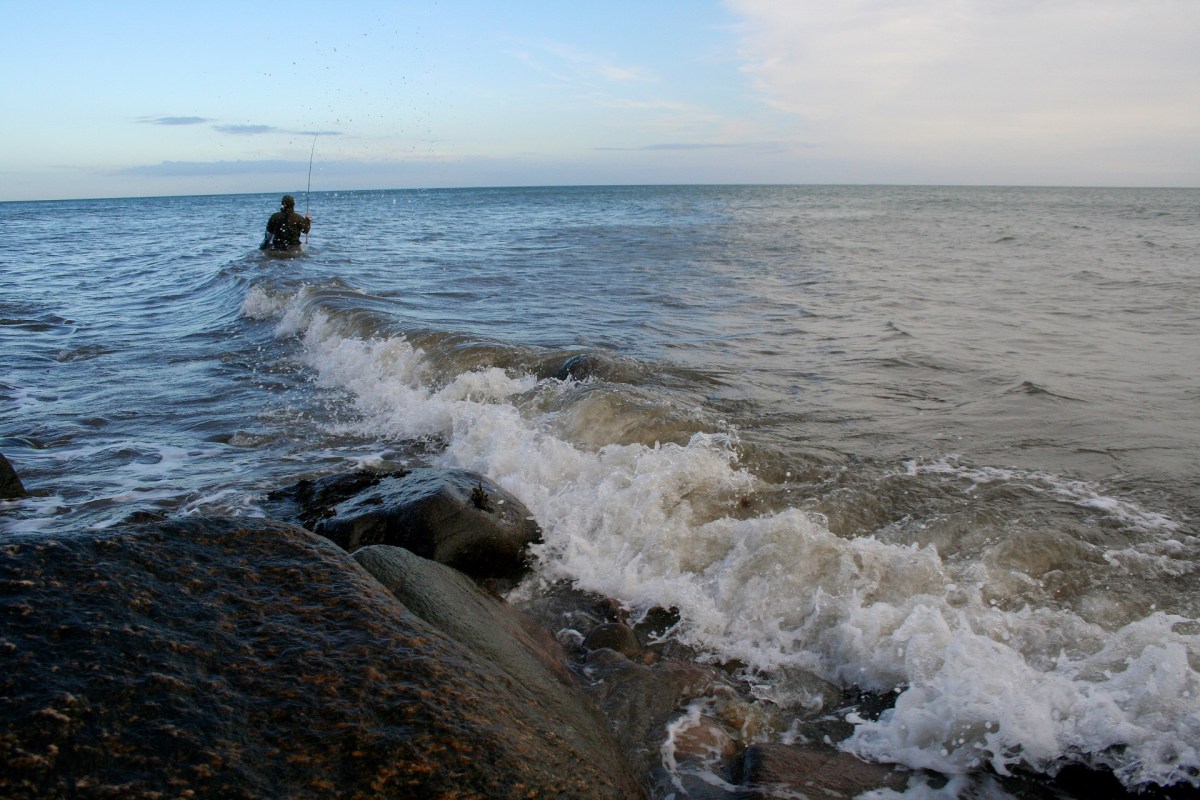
(353, 544, 641, 791)
(354, 544, 576, 687)
(0, 452, 26, 499)
(0, 517, 643, 799)
(266, 468, 541, 583)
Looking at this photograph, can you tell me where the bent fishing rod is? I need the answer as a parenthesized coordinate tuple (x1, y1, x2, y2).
(305, 133, 317, 244)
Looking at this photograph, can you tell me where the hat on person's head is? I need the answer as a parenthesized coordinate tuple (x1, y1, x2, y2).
(281, 195, 296, 208)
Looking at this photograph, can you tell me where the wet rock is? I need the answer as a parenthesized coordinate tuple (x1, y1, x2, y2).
(549, 351, 642, 384)
(354, 543, 580, 687)
(555, 353, 610, 381)
(0, 517, 644, 799)
(583, 647, 727, 786)
(510, 580, 629, 660)
(735, 743, 906, 799)
(262, 468, 393, 530)
(353, 544, 641, 792)
(1048, 763, 1200, 800)
(268, 467, 542, 583)
(661, 715, 740, 800)
(584, 622, 644, 660)
(0, 452, 26, 499)
(671, 716, 736, 762)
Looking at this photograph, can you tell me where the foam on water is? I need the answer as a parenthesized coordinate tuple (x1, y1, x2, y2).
(904, 458, 1184, 533)
(241, 284, 294, 321)
(0, 495, 70, 534)
(260, 284, 1200, 791)
(860, 773, 1019, 800)
(3, 187, 1198, 797)
(903, 457, 1199, 588)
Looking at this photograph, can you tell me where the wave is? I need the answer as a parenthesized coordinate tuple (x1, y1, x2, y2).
(1002, 380, 1086, 402)
(244, 282, 1200, 791)
(903, 457, 1184, 534)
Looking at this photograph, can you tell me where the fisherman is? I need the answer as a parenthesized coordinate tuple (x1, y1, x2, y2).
(263, 194, 311, 252)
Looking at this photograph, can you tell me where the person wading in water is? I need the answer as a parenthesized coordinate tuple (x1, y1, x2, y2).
(263, 195, 311, 252)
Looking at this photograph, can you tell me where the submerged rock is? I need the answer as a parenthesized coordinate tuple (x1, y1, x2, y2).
(584, 622, 645, 660)
(267, 467, 542, 583)
(0, 517, 643, 799)
(735, 743, 906, 799)
(0, 452, 26, 499)
(548, 351, 643, 384)
(582, 647, 727, 787)
(262, 468, 391, 529)
(554, 352, 611, 381)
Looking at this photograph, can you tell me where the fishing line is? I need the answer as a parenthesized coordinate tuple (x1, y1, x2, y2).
(305, 133, 318, 244)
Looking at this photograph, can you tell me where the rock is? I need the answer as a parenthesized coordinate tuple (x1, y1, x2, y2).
(268, 467, 542, 583)
(1049, 763, 1199, 800)
(582, 647, 727, 787)
(670, 716, 736, 761)
(353, 543, 581, 688)
(262, 468, 392, 530)
(548, 352, 642, 384)
(661, 715, 740, 800)
(735, 743, 906, 799)
(0, 517, 644, 799)
(584, 622, 644, 660)
(0, 452, 26, 499)
(554, 353, 609, 381)
(353, 544, 640, 790)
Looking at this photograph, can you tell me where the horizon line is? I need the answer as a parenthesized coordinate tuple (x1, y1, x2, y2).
(4, 180, 1198, 204)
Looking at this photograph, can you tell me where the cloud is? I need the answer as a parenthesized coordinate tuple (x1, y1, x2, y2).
(603, 98, 696, 113)
(137, 117, 343, 137)
(209, 124, 342, 136)
(213, 124, 281, 135)
(118, 160, 305, 177)
(596, 142, 783, 152)
(726, 0, 1200, 183)
(513, 41, 657, 85)
(142, 116, 210, 126)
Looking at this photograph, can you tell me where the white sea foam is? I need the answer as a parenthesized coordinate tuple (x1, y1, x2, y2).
(278, 299, 1200, 791)
(859, 773, 1018, 800)
(902, 455, 1200, 585)
(5, 382, 50, 413)
(240, 284, 293, 321)
(0, 494, 69, 534)
(660, 698, 740, 796)
(903, 457, 1183, 533)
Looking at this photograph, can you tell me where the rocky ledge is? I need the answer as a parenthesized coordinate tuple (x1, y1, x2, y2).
(3, 460, 1176, 799)
(1, 514, 645, 799)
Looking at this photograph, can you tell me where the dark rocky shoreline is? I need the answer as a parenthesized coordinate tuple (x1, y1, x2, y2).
(2, 458, 1196, 799)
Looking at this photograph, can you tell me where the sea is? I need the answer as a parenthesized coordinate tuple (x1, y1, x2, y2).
(2, 185, 1198, 797)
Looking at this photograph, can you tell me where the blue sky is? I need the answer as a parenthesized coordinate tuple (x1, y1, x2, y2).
(3, 0, 1198, 201)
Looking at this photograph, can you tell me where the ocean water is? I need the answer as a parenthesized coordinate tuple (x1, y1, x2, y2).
(3, 185, 1198, 795)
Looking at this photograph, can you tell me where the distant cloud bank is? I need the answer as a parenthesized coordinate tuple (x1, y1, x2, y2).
(140, 118, 344, 137)
(118, 160, 306, 177)
(596, 142, 785, 152)
(142, 116, 210, 126)
(213, 124, 280, 135)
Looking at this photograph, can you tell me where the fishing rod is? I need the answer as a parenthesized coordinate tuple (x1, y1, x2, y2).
(305, 133, 317, 244)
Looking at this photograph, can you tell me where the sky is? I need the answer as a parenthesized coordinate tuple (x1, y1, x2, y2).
(2, 0, 1198, 201)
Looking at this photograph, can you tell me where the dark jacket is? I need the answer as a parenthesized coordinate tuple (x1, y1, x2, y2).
(265, 209, 311, 251)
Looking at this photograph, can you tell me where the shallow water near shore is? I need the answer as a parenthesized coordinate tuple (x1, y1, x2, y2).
(3, 185, 1199, 795)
